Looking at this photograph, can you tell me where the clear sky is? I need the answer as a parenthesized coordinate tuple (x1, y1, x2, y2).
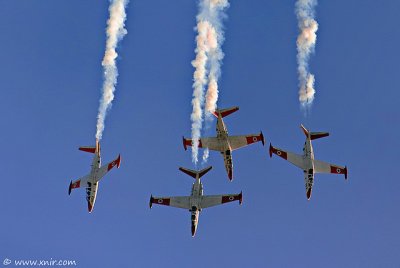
(0, 0, 399, 267)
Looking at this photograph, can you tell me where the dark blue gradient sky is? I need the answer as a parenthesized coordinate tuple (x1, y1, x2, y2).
(0, 1, 399, 267)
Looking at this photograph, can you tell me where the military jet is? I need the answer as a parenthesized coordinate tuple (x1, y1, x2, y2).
(183, 106, 264, 180)
(149, 166, 242, 237)
(269, 125, 347, 200)
(68, 139, 121, 212)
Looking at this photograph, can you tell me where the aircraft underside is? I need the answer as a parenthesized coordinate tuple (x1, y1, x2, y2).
(222, 150, 233, 180)
(86, 181, 98, 212)
(304, 169, 314, 200)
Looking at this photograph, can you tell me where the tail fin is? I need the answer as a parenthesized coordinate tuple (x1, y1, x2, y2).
(300, 125, 329, 140)
(79, 139, 100, 153)
(179, 166, 212, 179)
(213, 106, 239, 118)
(300, 124, 310, 137)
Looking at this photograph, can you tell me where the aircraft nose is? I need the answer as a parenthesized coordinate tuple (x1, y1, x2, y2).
(191, 224, 196, 237)
(306, 189, 312, 200)
(228, 170, 233, 181)
(88, 202, 93, 213)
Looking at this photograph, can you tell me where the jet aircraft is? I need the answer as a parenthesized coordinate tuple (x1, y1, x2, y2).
(68, 140, 121, 212)
(183, 106, 264, 180)
(149, 166, 242, 237)
(269, 125, 347, 200)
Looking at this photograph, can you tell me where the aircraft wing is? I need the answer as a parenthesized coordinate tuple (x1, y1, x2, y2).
(183, 137, 223, 152)
(200, 192, 242, 209)
(68, 175, 90, 195)
(313, 159, 348, 179)
(228, 132, 265, 151)
(96, 154, 121, 181)
(269, 144, 306, 170)
(149, 195, 191, 209)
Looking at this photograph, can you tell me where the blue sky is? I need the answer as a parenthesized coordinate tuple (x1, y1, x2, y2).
(0, 0, 399, 267)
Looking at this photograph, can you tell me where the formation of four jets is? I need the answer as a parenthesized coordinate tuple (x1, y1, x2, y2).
(68, 106, 348, 236)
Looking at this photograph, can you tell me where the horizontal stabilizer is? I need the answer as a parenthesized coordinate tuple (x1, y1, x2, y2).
(79, 139, 100, 153)
(179, 166, 212, 179)
(310, 132, 329, 140)
(213, 106, 239, 118)
(79, 146, 96, 153)
(300, 124, 329, 140)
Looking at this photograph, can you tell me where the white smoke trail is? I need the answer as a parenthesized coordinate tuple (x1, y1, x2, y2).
(96, 0, 129, 141)
(191, 0, 229, 164)
(202, 148, 210, 164)
(203, 0, 228, 117)
(295, 0, 318, 109)
(191, 21, 211, 164)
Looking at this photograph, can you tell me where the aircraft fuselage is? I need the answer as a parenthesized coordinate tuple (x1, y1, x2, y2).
(216, 115, 233, 180)
(303, 137, 315, 200)
(86, 151, 101, 212)
(188, 178, 204, 237)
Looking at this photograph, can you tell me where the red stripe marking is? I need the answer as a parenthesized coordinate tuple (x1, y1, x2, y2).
(153, 198, 170, 206)
(331, 166, 343, 174)
(184, 139, 203, 148)
(272, 147, 287, 160)
(246, 135, 260, 145)
(108, 159, 118, 171)
(184, 139, 192, 147)
(71, 180, 80, 189)
(222, 195, 239, 204)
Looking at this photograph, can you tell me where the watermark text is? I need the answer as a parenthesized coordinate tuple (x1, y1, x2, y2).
(3, 258, 76, 266)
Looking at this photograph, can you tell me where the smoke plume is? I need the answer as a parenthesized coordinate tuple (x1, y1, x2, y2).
(96, 0, 129, 141)
(190, 0, 229, 164)
(295, 0, 318, 108)
(191, 20, 211, 164)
